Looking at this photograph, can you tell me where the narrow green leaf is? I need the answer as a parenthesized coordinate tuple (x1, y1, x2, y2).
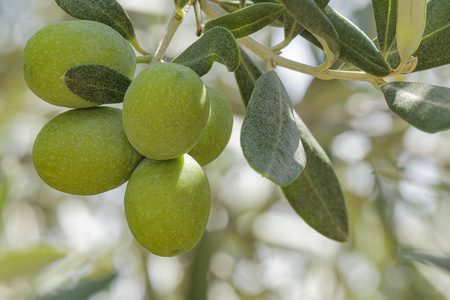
(172, 27, 240, 77)
(55, 0, 135, 41)
(0, 245, 65, 281)
(282, 111, 349, 242)
(283, 0, 330, 42)
(403, 249, 450, 273)
(239, 0, 246, 8)
(381, 82, 450, 133)
(280, 0, 339, 72)
(241, 71, 306, 187)
(203, 3, 285, 39)
(371, 0, 397, 57)
(386, 0, 450, 72)
(234, 47, 263, 106)
(300, 7, 392, 77)
(396, 0, 427, 70)
(37, 274, 116, 300)
(175, 0, 191, 16)
(62, 64, 132, 104)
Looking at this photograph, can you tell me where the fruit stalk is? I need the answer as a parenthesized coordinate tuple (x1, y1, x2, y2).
(152, 7, 190, 64)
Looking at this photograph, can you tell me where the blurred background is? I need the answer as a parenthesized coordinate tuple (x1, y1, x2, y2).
(1, 0, 449, 299)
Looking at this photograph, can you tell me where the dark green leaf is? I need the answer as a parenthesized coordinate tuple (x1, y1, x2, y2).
(241, 71, 306, 186)
(0, 245, 65, 281)
(403, 249, 450, 273)
(381, 82, 450, 133)
(55, 0, 136, 41)
(173, 27, 240, 77)
(62, 64, 132, 104)
(280, 0, 339, 71)
(37, 274, 117, 300)
(282, 111, 349, 242)
(386, 0, 450, 72)
(300, 7, 392, 76)
(203, 3, 285, 39)
(371, 0, 397, 56)
(175, 0, 191, 16)
(234, 47, 264, 106)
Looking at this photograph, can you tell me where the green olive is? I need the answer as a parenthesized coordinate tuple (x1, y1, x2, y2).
(125, 155, 211, 256)
(23, 20, 136, 108)
(122, 63, 210, 160)
(32, 107, 143, 195)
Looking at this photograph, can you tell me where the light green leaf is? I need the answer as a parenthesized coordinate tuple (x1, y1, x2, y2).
(381, 82, 450, 133)
(37, 274, 116, 300)
(0, 245, 66, 281)
(62, 64, 132, 104)
(203, 3, 285, 39)
(174, 0, 191, 16)
(241, 71, 306, 187)
(300, 7, 392, 77)
(403, 249, 450, 273)
(240, 0, 246, 8)
(282, 111, 349, 242)
(234, 47, 263, 106)
(172, 27, 240, 77)
(371, 0, 397, 57)
(396, 0, 427, 70)
(280, 0, 339, 72)
(386, 0, 450, 72)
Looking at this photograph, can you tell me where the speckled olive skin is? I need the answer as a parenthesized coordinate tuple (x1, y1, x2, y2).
(122, 63, 209, 160)
(32, 107, 143, 195)
(189, 86, 233, 166)
(23, 20, 136, 108)
(124, 155, 211, 257)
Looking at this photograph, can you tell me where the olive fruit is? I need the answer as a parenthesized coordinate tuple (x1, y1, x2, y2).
(122, 63, 210, 160)
(124, 155, 211, 257)
(23, 20, 136, 108)
(32, 107, 143, 195)
(189, 86, 233, 166)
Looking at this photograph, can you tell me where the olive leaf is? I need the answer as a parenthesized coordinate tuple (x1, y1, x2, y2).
(240, 0, 246, 8)
(172, 27, 240, 77)
(174, 0, 191, 16)
(381, 82, 450, 133)
(403, 249, 450, 273)
(395, 0, 427, 70)
(234, 47, 263, 106)
(371, 0, 397, 57)
(36, 274, 117, 300)
(203, 3, 285, 39)
(62, 64, 132, 104)
(54, 0, 144, 53)
(300, 7, 392, 77)
(386, 0, 450, 72)
(282, 0, 330, 42)
(280, 0, 339, 72)
(282, 111, 349, 242)
(0, 245, 66, 281)
(241, 71, 306, 187)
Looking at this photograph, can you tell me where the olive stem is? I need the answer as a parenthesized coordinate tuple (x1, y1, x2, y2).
(151, 6, 190, 64)
(199, 0, 381, 84)
(136, 55, 152, 64)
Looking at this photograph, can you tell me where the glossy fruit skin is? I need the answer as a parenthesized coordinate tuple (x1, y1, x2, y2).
(189, 86, 233, 166)
(32, 107, 143, 195)
(23, 20, 136, 108)
(122, 63, 210, 160)
(125, 155, 211, 257)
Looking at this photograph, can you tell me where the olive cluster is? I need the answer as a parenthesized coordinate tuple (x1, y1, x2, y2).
(23, 20, 233, 256)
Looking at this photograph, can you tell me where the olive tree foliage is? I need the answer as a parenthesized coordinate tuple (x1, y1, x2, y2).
(56, 0, 449, 242)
